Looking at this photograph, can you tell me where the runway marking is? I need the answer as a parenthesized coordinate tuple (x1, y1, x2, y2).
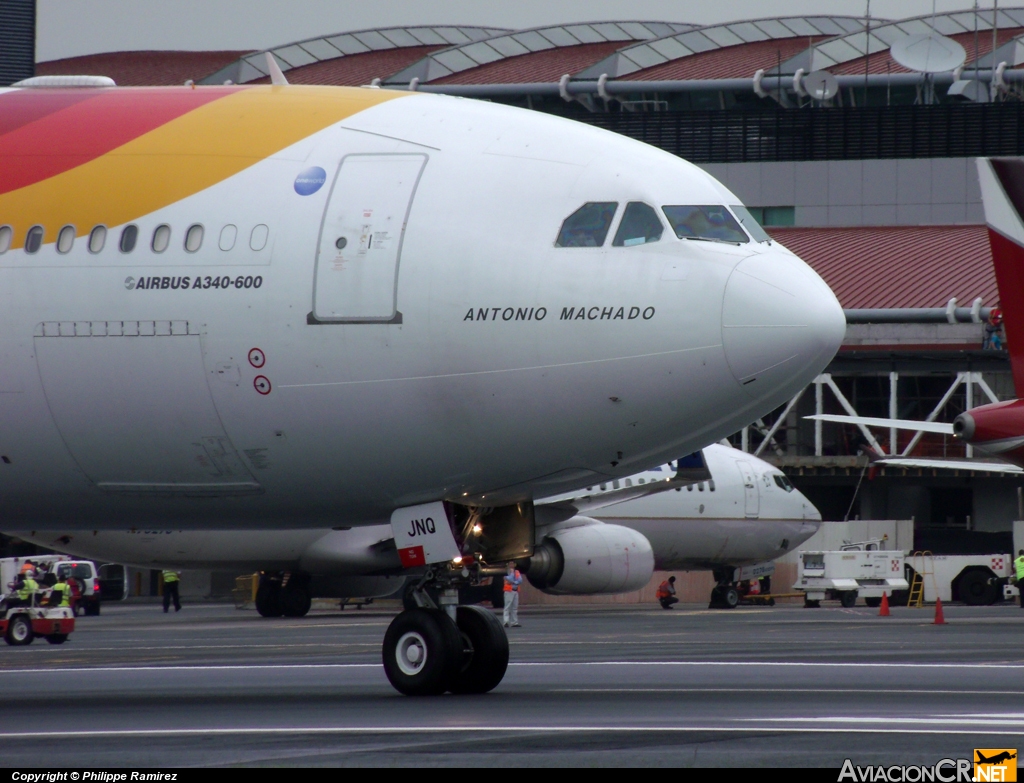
(552, 688, 1024, 695)
(1, 726, 1023, 740)
(751, 717, 1024, 727)
(1, 660, 1023, 674)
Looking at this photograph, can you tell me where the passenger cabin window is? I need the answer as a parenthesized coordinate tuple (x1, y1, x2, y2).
(184, 224, 204, 253)
(0, 225, 13, 254)
(662, 205, 748, 244)
(612, 202, 663, 247)
(152, 224, 171, 253)
(730, 205, 771, 243)
(555, 202, 617, 247)
(24, 226, 43, 254)
(88, 226, 106, 254)
(219, 224, 237, 251)
(119, 225, 138, 253)
(56, 225, 76, 254)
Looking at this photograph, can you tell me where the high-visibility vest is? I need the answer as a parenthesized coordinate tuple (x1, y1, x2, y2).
(503, 570, 521, 592)
(51, 582, 70, 607)
(162, 570, 180, 584)
(19, 562, 33, 574)
(656, 581, 671, 599)
(1015, 556, 1024, 581)
(17, 577, 38, 601)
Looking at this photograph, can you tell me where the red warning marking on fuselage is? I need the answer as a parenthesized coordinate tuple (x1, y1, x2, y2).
(248, 348, 265, 368)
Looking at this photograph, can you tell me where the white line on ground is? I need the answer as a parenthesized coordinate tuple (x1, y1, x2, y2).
(1, 660, 1022, 674)
(0, 726, 1023, 740)
(552, 688, 1024, 695)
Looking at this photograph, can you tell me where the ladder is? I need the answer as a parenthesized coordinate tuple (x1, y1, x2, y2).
(907, 551, 934, 607)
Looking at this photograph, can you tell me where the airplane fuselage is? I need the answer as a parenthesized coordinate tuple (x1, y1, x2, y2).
(0, 85, 844, 531)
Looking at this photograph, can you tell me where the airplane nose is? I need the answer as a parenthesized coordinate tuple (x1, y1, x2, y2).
(722, 252, 845, 399)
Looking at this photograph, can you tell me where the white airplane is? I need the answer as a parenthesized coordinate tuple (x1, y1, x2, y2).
(14, 444, 821, 612)
(0, 70, 844, 695)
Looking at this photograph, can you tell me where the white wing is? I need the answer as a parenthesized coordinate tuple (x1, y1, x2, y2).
(875, 457, 1023, 474)
(806, 414, 954, 435)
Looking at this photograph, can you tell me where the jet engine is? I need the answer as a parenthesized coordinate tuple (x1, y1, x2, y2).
(525, 518, 654, 595)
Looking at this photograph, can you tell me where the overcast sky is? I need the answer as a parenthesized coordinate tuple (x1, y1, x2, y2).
(37, 1, 1003, 62)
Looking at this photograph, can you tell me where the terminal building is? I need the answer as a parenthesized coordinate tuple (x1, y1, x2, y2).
(6, 7, 1024, 558)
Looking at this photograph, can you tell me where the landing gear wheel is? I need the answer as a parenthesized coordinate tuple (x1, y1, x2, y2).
(840, 591, 858, 608)
(383, 608, 463, 696)
(864, 597, 882, 608)
(280, 584, 311, 617)
(449, 605, 509, 695)
(255, 581, 283, 618)
(5, 615, 32, 646)
(721, 587, 739, 609)
(45, 634, 68, 644)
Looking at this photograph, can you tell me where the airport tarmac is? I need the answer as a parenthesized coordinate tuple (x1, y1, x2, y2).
(1, 601, 1023, 767)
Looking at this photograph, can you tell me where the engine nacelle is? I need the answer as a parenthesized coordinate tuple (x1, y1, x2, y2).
(526, 518, 654, 595)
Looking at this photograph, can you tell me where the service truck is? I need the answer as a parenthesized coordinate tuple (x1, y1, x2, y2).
(794, 539, 909, 608)
(905, 553, 1017, 606)
(0, 555, 101, 615)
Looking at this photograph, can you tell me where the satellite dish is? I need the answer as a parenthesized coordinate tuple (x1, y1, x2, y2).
(803, 70, 838, 101)
(890, 33, 967, 73)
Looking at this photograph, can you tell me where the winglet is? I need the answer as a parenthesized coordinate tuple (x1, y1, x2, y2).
(978, 158, 1024, 393)
(265, 52, 289, 86)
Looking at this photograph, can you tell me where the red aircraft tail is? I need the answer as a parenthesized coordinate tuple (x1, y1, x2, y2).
(978, 158, 1024, 394)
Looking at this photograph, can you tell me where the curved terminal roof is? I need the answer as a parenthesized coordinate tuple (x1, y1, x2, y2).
(780, 8, 1024, 75)
(576, 17, 866, 81)
(773, 225, 997, 310)
(36, 51, 247, 86)
(384, 22, 692, 85)
(199, 26, 508, 85)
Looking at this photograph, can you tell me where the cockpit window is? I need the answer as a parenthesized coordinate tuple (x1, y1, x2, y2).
(662, 205, 748, 244)
(612, 202, 663, 247)
(730, 205, 771, 243)
(556, 202, 617, 247)
(773, 474, 794, 492)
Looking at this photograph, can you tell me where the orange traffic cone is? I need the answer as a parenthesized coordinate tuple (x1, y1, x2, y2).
(879, 592, 890, 616)
(934, 597, 947, 625)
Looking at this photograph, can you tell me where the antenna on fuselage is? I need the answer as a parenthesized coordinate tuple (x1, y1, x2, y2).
(265, 52, 289, 86)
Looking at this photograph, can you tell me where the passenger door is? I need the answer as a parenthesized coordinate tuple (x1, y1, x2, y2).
(312, 153, 427, 324)
(736, 461, 760, 518)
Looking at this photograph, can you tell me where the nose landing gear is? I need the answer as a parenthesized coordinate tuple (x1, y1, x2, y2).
(382, 569, 510, 696)
(709, 567, 740, 609)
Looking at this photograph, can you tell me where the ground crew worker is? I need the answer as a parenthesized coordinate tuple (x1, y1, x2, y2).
(656, 576, 679, 609)
(12, 569, 38, 607)
(162, 569, 182, 613)
(19, 559, 36, 575)
(1015, 550, 1024, 609)
(49, 574, 71, 608)
(503, 562, 522, 628)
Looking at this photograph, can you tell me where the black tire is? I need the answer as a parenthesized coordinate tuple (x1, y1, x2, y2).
(382, 608, 463, 696)
(721, 587, 739, 609)
(840, 591, 858, 608)
(804, 599, 820, 608)
(449, 605, 509, 695)
(768, 598, 776, 607)
(864, 597, 882, 608)
(255, 581, 283, 618)
(5, 614, 33, 646)
(280, 585, 312, 617)
(957, 570, 997, 606)
(45, 634, 68, 645)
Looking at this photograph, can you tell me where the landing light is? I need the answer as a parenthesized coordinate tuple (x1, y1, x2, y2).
(472, 524, 483, 535)
(452, 556, 463, 565)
